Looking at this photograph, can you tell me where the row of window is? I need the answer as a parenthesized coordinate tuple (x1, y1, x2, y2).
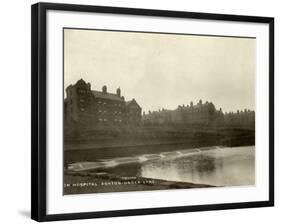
(98, 101, 123, 107)
(69, 98, 88, 104)
(98, 110, 122, 114)
(78, 89, 87, 94)
(128, 111, 141, 114)
(79, 108, 127, 114)
(71, 98, 134, 110)
(79, 108, 141, 116)
(67, 88, 93, 98)
(98, 118, 123, 122)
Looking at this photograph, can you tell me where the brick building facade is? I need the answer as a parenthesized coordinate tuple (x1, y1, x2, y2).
(64, 79, 142, 126)
(224, 109, 255, 129)
(143, 100, 254, 129)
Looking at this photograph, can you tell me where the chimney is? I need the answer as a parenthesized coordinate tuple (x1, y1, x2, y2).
(116, 87, 121, 97)
(102, 85, 107, 94)
(87, 83, 91, 91)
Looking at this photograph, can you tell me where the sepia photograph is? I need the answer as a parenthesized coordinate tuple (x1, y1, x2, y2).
(63, 28, 256, 195)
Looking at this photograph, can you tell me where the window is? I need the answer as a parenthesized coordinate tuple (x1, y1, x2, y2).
(78, 89, 86, 94)
(80, 99, 85, 102)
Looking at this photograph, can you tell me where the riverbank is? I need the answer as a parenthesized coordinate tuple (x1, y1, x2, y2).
(64, 125, 254, 166)
(64, 125, 255, 150)
(64, 170, 213, 195)
(64, 148, 215, 194)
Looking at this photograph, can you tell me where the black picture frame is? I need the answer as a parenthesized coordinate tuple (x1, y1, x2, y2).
(31, 2, 274, 222)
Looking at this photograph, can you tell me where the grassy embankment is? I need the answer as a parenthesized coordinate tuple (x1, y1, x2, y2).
(64, 124, 255, 164)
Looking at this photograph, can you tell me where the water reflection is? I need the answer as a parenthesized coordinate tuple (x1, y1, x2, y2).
(140, 146, 255, 186)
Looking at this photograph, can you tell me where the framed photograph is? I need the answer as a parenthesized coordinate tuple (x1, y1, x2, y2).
(31, 2, 274, 222)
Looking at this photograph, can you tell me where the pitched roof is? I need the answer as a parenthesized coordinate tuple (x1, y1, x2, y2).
(76, 78, 86, 85)
(125, 99, 141, 108)
(125, 100, 132, 106)
(92, 90, 124, 102)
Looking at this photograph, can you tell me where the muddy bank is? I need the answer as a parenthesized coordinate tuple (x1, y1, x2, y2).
(64, 170, 213, 195)
(64, 155, 214, 194)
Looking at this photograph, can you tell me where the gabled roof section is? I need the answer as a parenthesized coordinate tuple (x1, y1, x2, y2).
(75, 78, 87, 87)
(126, 99, 141, 109)
(92, 90, 124, 102)
(125, 100, 132, 106)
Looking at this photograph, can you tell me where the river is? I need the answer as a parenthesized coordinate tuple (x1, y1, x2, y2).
(67, 145, 255, 187)
(140, 146, 255, 187)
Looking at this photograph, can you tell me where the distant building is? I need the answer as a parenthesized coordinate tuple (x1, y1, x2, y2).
(64, 79, 142, 125)
(143, 100, 222, 126)
(171, 100, 219, 125)
(142, 109, 172, 125)
(224, 109, 255, 129)
(142, 99, 254, 129)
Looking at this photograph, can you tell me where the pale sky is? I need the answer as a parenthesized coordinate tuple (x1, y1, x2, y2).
(64, 28, 255, 113)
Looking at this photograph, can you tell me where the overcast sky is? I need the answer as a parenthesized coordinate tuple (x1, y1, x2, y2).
(64, 29, 255, 113)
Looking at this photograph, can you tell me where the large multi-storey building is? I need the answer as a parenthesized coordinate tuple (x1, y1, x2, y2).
(171, 100, 224, 125)
(143, 100, 254, 129)
(64, 79, 142, 125)
(143, 100, 223, 126)
(224, 109, 255, 129)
